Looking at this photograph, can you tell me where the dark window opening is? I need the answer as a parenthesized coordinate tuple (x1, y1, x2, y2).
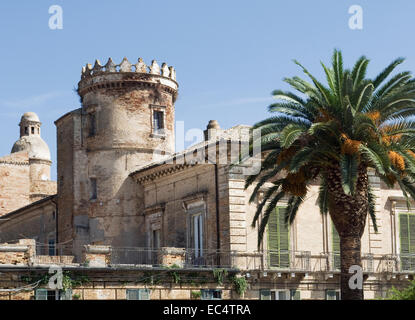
(47, 291, 57, 300)
(201, 289, 222, 300)
(31, 127, 35, 134)
(153, 110, 164, 134)
(48, 239, 55, 256)
(24, 127, 28, 134)
(90, 178, 97, 200)
(89, 113, 96, 137)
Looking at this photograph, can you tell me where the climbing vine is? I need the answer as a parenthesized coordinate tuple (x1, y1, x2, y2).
(213, 268, 228, 285)
(232, 276, 248, 296)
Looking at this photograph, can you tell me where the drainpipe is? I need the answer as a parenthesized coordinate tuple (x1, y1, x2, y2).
(52, 197, 58, 253)
(214, 164, 221, 254)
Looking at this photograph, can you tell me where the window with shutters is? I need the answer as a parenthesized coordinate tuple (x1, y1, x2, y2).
(35, 289, 48, 300)
(399, 213, 415, 271)
(325, 289, 340, 300)
(260, 289, 298, 300)
(290, 289, 301, 300)
(332, 223, 341, 271)
(267, 207, 290, 268)
(201, 289, 222, 300)
(35, 289, 72, 300)
(126, 289, 150, 300)
(189, 212, 204, 265)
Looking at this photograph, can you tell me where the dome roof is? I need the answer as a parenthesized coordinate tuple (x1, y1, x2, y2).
(21, 112, 40, 123)
(11, 135, 51, 161)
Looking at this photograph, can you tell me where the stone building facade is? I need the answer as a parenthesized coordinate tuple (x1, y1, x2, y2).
(0, 57, 414, 300)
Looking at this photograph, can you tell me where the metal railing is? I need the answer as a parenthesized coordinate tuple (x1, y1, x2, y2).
(110, 247, 237, 268)
(27, 244, 415, 273)
(233, 250, 311, 271)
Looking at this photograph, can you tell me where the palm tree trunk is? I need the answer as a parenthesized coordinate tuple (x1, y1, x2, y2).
(326, 163, 368, 300)
(340, 235, 363, 300)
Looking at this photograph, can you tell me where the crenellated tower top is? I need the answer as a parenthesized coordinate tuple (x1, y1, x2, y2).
(77, 57, 178, 99)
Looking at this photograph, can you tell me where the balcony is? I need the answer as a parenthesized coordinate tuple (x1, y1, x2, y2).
(1, 239, 415, 275)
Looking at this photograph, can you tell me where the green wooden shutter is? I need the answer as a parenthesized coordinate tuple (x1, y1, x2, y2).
(399, 213, 415, 271)
(409, 215, 415, 270)
(268, 208, 279, 267)
(139, 289, 150, 300)
(279, 208, 290, 268)
(290, 289, 300, 300)
(260, 289, 271, 300)
(268, 207, 290, 268)
(332, 223, 341, 271)
(35, 289, 48, 300)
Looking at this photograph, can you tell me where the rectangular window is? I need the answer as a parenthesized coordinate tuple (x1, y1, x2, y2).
(399, 213, 415, 271)
(152, 229, 160, 249)
(201, 289, 222, 300)
(90, 178, 97, 200)
(48, 239, 55, 256)
(332, 223, 341, 271)
(126, 289, 150, 300)
(290, 289, 301, 300)
(153, 110, 164, 134)
(267, 207, 290, 268)
(89, 113, 96, 137)
(60, 289, 72, 300)
(260, 289, 296, 300)
(191, 213, 203, 259)
(36, 289, 71, 300)
(151, 229, 160, 265)
(325, 289, 340, 300)
(31, 127, 35, 134)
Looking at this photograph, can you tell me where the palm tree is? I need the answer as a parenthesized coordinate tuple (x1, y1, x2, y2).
(246, 49, 415, 300)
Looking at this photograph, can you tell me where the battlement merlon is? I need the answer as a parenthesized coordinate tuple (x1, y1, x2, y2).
(77, 57, 178, 97)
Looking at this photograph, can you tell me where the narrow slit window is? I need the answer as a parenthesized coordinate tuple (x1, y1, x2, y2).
(90, 178, 97, 200)
(89, 113, 96, 137)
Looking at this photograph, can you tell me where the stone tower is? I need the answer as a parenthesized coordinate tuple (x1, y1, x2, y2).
(0, 112, 55, 216)
(12, 112, 52, 183)
(55, 57, 178, 255)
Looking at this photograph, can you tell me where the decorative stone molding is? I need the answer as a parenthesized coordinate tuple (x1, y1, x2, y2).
(143, 204, 165, 216)
(0, 160, 29, 166)
(131, 163, 196, 184)
(182, 192, 207, 211)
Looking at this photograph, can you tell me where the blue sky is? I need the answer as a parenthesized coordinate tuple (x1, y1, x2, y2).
(0, 0, 414, 180)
